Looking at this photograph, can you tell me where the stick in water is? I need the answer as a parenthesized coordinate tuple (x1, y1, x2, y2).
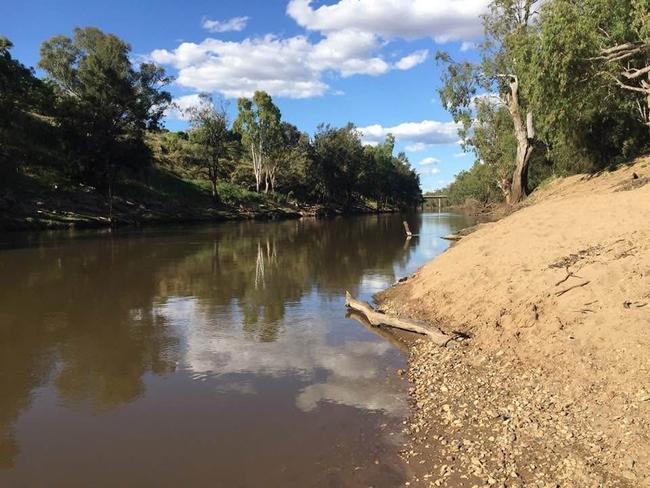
(345, 292, 453, 347)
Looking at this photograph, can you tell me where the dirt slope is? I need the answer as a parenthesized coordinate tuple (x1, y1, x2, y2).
(380, 156, 650, 486)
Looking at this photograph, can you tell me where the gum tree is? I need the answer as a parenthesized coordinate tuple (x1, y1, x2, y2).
(233, 91, 282, 193)
(185, 94, 234, 202)
(39, 27, 171, 221)
(437, 0, 541, 203)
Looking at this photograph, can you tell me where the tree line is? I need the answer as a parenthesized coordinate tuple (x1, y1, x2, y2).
(0, 27, 422, 215)
(438, 0, 649, 206)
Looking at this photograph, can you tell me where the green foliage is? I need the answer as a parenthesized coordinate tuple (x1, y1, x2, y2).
(216, 181, 267, 206)
(185, 94, 238, 201)
(2, 31, 423, 213)
(0, 37, 54, 175)
(38, 27, 171, 192)
(233, 91, 283, 192)
(531, 0, 650, 172)
(439, 0, 649, 206)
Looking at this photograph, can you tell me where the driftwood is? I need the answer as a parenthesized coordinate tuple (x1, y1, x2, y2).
(346, 311, 409, 353)
(403, 221, 419, 237)
(441, 234, 462, 241)
(345, 292, 453, 347)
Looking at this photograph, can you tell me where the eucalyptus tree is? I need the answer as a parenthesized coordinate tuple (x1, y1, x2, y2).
(39, 27, 171, 220)
(233, 91, 282, 193)
(0, 37, 50, 173)
(532, 0, 649, 170)
(266, 122, 303, 194)
(591, 0, 650, 128)
(437, 0, 541, 203)
(185, 94, 235, 202)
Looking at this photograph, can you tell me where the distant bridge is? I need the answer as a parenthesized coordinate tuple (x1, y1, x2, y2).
(422, 194, 448, 212)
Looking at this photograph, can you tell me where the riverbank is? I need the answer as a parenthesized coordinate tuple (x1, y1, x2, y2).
(0, 165, 395, 231)
(378, 156, 650, 486)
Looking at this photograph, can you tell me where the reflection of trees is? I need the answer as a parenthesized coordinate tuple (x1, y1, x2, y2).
(0, 238, 180, 467)
(0, 213, 421, 468)
(156, 215, 419, 342)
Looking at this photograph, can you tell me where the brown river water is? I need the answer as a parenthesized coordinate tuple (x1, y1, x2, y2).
(0, 213, 473, 487)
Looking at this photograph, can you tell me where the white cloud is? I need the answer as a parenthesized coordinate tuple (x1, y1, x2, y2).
(165, 94, 207, 121)
(460, 41, 477, 52)
(405, 142, 432, 152)
(358, 120, 460, 146)
(453, 152, 470, 158)
(152, 1, 489, 99)
(419, 157, 441, 165)
(150, 30, 393, 99)
(395, 49, 428, 70)
(419, 166, 441, 175)
(202, 16, 250, 33)
(156, 297, 408, 417)
(308, 29, 390, 77)
(287, 0, 487, 42)
(151, 36, 327, 98)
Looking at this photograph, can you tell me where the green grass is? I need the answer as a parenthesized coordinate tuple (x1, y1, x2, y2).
(216, 181, 270, 206)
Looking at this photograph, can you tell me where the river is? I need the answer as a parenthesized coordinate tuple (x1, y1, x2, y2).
(0, 212, 474, 487)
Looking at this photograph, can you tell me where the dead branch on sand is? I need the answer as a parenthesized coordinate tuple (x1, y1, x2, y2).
(555, 281, 591, 297)
(554, 266, 582, 286)
(345, 292, 454, 347)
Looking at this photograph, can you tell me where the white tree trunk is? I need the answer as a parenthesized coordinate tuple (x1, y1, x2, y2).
(504, 76, 534, 204)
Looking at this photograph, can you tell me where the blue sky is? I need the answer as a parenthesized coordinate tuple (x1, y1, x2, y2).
(2, 0, 488, 191)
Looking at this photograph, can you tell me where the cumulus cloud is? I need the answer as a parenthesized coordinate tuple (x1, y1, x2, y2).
(202, 16, 250, 33)
(395, 49, 429, 70)
(155, 297, 408, 417)
(405, 142, 432, 152)
(150, 31, 394, 98)
(165, 93, 208, 121)
(419, 157, 441, 165)
(151, 1, 489, 99)
(358, 120, 460, 146)
(460, 41, 477, 52)
(151, 36, 327, 98)
(453, 152, 470, 158)
(287, 0, 487, 42)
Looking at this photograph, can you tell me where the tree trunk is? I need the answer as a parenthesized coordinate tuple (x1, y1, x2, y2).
(504, 75, 534, 204)
(510, 132, 533, 203)
(210, 179, 218, 202)
(108, 179, 113, 225)
(645, 69, 650, 129)
(251, 145, 262, 192)
(209, 162, 219, 203)
(106, 156, 114, 226)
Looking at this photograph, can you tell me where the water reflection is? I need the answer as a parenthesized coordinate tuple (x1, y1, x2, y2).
(0, 213, 473, 482)
(161, 296, 407, 415)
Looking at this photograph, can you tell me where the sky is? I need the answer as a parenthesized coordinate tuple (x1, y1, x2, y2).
(2, 0, 488, 191)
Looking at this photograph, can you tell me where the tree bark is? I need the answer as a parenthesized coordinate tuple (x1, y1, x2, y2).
(210, 179, 218, 202)
(345, 292, 453, 347)
(504, 75, 534, 204)
(251, 144, 263, 192)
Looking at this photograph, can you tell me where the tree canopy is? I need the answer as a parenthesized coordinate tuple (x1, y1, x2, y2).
(438, 0, 649, 206)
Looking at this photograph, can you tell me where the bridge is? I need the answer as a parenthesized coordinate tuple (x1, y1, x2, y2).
(422, 194, 449, 212)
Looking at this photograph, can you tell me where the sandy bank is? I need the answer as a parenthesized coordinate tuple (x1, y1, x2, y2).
(379, 157, 650, 486)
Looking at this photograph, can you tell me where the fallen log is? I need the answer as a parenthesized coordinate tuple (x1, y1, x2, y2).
(346, 311, 409, 353)
(345, 292, 453, 347)
(441, 234, 462, 241)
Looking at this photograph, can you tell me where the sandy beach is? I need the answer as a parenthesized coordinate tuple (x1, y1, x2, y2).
(378, 157, 650, 486)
